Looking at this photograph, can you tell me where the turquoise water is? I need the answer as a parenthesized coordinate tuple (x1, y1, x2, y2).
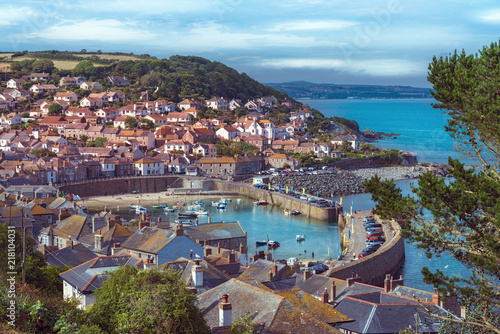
(109, 197, 341, 261)
(299, 98, 456, 164)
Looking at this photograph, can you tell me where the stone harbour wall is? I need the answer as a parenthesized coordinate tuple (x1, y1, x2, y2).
(327, 219, 405, 286)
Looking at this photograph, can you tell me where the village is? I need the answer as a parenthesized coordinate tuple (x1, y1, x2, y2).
(0, 70, 459, 333)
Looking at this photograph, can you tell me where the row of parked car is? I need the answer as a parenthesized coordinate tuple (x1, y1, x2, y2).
(254, 183, 336, 207)
(358, 215, 386, 259)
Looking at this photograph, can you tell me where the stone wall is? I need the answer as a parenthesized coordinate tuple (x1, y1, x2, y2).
(211, 181, 342, 222)
(327, 220, 405, 286)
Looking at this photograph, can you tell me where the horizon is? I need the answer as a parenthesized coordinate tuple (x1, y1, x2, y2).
(3, 1, 500, 88)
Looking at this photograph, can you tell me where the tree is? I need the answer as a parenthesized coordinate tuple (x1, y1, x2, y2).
(48, 103, 63, 115)
(140, 118, 154, 130)
(88, 266, 210, 333)
(30, 148, 49, 157)
(124, 116, 138, 129)
(31, 59, 55, 73)
(93, 137, 106, 147)
(73, 59, 96, 77)
(80, 134, 89, 143)
(365, 40, 500, 333)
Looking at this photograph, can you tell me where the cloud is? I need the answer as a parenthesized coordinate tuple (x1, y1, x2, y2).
(29, 19, 159, 42)
(258, 58, 345, 69)
(269, 20, 356, 32)
(0, 7, 35, 26)
(477, 9, 500, 23)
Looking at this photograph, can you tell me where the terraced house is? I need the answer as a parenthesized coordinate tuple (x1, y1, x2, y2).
(196, 155, 265, 178)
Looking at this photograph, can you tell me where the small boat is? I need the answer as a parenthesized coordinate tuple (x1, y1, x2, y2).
(194, 200, 204, 207)
(284, 208, 291, 215)
(135, 206, 149, 213)
(296, 235, 306, 241)
(150, 205, 166, 210)
(129, 204, 139, 210)
(217, 204, 227, 210)
(176, 202, 186, 207)
(268, 240, 280, 248)
(236, 198, 242, 204)
(175, 219, 194, 226)
(194, 209, 208, 215)
(212, 201, 220, 206)
(178, 212, 198, 218)
(220, 197, 231, 203)
(291, 209, 301, 216)
(164, 206, 176, 212)
(255, 240, 268, 246)
(253, 199, 268, 206)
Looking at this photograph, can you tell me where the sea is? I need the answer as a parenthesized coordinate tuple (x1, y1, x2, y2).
(299, 98, 467, 291)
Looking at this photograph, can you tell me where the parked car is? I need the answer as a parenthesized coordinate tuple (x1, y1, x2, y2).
(366, 239, 384, 246)
(363, 215, 375, 222)
(364, 223, 382, 229)
(366, 233, 383, 239)
(366, 228, 383, 235)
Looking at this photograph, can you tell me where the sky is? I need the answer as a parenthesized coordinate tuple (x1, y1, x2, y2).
(2, 0, 500, 87)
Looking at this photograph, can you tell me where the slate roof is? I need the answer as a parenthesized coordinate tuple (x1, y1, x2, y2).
(161, 257, 230, 294)
(238, 260, 291, 283)
(197, 279, 350, 333)
(79, 223, 134, 255)
(59, 253, 143, 293)
(121, 226, 175, 253)
(334, 292, 452, 333)
(183, 222, 246, 241)
(52, 215, 93, 240)
(46, 243, 98, 268)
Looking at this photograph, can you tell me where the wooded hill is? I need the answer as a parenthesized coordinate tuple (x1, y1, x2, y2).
(3, 51, 291, 103)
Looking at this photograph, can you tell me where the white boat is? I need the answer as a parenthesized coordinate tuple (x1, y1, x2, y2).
(135, 206, 150, 213)
(194, 209, 208, 215)
(236, 198, 242, 204)
(129, 204, 139, 210)
(220, 197, 231, 204)
(296, 235, 306, 241)
(164, 207, 176, 212)
(284, 208, 291, 215)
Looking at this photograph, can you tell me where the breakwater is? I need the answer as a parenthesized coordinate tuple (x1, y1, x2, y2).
(327, 218, 405, 286)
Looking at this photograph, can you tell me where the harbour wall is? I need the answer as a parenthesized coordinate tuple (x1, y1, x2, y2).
(58, 176, 341, 222)
(211, 181, 342, 222)
(328, 219, 405, 286)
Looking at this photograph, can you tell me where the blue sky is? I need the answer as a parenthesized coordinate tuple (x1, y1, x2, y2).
(3, 0, 500, 87)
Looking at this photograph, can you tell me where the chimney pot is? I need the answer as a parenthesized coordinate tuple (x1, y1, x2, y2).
(321, 288, 329, 303)
(219, 294, 232, 327)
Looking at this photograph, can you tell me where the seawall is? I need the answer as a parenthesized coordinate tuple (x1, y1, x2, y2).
(327, 219, 405, 286)
(58, 176, 341, 222)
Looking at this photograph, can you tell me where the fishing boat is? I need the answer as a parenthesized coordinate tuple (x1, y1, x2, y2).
(150, 205, 166, 210)
(267, 240, 280, 248)
(255, 240, 268, 246)
(253, 199, 268, 206)
(135, 206, 149, 213)
(284, 208, 291, 215)
(291, 209, 301, 216)
(194, 209, 209, 215)
(296, 235, 306, 241)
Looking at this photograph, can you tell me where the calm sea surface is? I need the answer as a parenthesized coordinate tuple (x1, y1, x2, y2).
(105, 99, 467, 292)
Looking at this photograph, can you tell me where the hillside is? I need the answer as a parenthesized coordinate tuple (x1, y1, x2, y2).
(0, 51, 291, 103)
(267, 81, 432, 99)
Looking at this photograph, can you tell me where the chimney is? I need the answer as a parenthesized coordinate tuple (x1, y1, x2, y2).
(432, 289, 441, 305)
(268, 270, 273, 282)
(321, 288, 329, 303)
(384, 274, 391, 293)
(95, 234, 104, 251)
(303, 270, 312, 280)
(390, 275, 404, 291)
(191, 260, 204, 287)
(138, 221, 150, 229)
(38, 244, 46, 255)
(228, 252, 236, 264)
(219, 294, 232, 327)
(331, 281, 337, 301)
(217, 242, 221, 254)
(144, 257, 156, 269)
(346, 274, 361, 287)
(111, 243, 121, 255)
(175, 223, 184, 237)
(205, 247, 212, 257)
(92, 217, 97, 233)
(66, 237, 73, 249)
(272, 262, 278, 276)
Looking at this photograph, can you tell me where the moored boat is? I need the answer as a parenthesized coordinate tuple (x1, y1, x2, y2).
(267, 240, 280, 248)
(255, 240, 268, 246)
(284, 208, 291, 215)
(296, 235, 306, 241)
(291, 209, 301, 216)
(178, 211, 198, 218)
(253, 199, 268, 206)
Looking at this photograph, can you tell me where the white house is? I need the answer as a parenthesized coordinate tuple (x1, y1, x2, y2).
(6, 78, 26, 89)
(331, 134, 359, 150)
(0, 113, 22, 126)
(163, 140, 192, 154)
(80, 97, 104, 108)
(80, 82, 102, 90)
(216, 126, 240, 140)
(166, 112, 191, 124)
(54, 91, 78, 102)
(133, 157, 165, 176)
(206, 96, 228, 111)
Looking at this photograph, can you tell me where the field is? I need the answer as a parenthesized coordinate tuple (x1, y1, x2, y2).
(72, 54, 142, 61)
(0, 55, 110, 71)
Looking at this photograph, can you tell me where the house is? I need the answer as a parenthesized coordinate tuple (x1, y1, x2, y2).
(197, 279, 351, 333)
(183, 222, 247, 251)
(144, 114, 168, 126)
(3, 88, 31, 101)
(178, 98, 200, 110)
(120, 225, 204, 265)
(95, 107, 119, 122)
(257, 96, 278, 108)
(65, 107, 92, 118)
(266, 153, 300, 169)
(235, 134, 268, 151)
(6, 78, 26, 89)
(244, 100, 263, 112)
(196, 156, 265, 178)
(192, 143, 217, 158)
(54, 91, 78, 102)
(166, 112, 191, 124)
(228, 99, 243, 111)
(167, 156, 191, 173)
(106, 89, 127, 103)
(271, 139, 299, 152)
(117, 129, 156, 150)
(0, 113, 22, 126)
(59, 76, 86, 86)
(80, 82, 102, 90)
(23, 72, 51, 82)
(182, 128, 217, 145)
(29, 84, 58, 94)
(80, 96, 104, 108)
(0, 94, 15, 110)
(163, 140, 192, 154)
(133, 157, 164, 176)
(59, 253, 144, 309)
(38, 214, 93, 249)
(331, 134, 359, 150)
(139, 90, 155, 101)
(206, 96, 228, 111)
(79, 219, 135, 256)
(107, 76, 130, 86)
(216, 126, 240, 140)
(45, 241, 98, 269)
